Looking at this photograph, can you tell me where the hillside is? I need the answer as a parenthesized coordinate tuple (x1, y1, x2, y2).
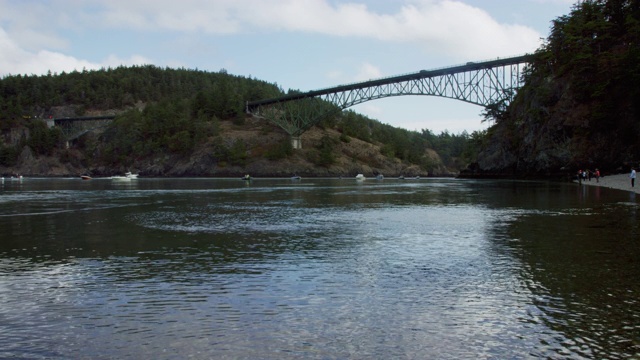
(0, 116, 447, 178)
(0, 66, 474, 178)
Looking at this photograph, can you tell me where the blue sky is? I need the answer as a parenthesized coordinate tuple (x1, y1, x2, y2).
(0, 0, 576, 133)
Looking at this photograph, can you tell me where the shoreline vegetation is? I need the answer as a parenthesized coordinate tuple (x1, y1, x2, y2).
(575, 173, 640, 194)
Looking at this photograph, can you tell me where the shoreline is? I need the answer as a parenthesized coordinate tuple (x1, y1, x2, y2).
(575, 173, 639, 194)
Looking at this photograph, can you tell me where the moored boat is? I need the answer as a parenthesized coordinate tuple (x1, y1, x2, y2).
(80, 175, 92, 180)
(355, 174, 365, 180)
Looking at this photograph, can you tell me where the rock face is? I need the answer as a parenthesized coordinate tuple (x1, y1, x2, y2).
(474, 73, 638, 177)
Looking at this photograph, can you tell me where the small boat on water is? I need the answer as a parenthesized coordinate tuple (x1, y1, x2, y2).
(291, 175, 302, 180)
(111, 171, 138, 181)
(375, 174, 384, 180)
(242, 174, 252, 181)
(80, 175, 92, 180)
(111, 175, 131, 181)
(355, 173, 365, 181)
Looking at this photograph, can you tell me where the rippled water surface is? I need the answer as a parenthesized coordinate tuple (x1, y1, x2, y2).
(1, 177, 639, 359)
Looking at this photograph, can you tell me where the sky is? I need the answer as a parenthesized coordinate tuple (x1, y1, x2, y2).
(0, 0, 577, 134)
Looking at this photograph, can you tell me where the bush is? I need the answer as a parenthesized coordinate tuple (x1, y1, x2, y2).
(0, 145, 18, 166)
(265, 140, 293, 160)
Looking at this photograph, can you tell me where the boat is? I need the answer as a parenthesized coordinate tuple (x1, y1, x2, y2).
(355, 174, 365, 180)
(291, 174, 302, 180)
(375, 174, 384, 180)
(125, 171, 138, 179)
(111, 175, 131, 181)
(80, 175, 92, 180)
(241, 174, 252, 181)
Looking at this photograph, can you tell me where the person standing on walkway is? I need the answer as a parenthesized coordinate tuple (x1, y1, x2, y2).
(631, 167, 637, 188)
(595, 168, 600, 183)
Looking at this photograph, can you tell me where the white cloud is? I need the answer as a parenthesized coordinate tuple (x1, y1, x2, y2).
(0, 0, 543, 77)
(0, 27, 151, 76)
(59, 0, 542, 57)
(354, 63, 383, 82)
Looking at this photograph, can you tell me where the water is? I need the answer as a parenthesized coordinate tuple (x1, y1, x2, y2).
(0, 177, 638, 359)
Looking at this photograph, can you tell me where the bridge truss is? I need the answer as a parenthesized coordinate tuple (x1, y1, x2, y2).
(53, 116, 115, 142)
(246, 54, 532, 147)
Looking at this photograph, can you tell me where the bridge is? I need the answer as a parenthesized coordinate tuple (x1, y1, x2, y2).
(246, 54, 533, 148)
(48, 54, 533, 149)
(50, 115, 115, 144)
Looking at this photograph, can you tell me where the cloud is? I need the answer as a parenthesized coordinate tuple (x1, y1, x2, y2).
(67, 0, 542, 57)
(354, 63, 383, 82)
(1, 0, 543, 76)
(0, 27, 151, 76)
(0, 27, 87, 76)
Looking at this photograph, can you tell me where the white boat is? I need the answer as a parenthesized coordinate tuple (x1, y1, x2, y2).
(125, 172, 139, 179)
(111, 175, 131, 181)
(355, 173, 365, 180)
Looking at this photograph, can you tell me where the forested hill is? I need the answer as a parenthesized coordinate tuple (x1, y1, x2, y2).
(0, 65, 477, 177)
(474, 0, 640, 177)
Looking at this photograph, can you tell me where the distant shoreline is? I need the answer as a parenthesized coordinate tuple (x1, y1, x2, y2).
(575, 173, 639, 194)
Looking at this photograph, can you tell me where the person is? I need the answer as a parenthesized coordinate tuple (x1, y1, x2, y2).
(595, 168, 600, 183)
(577, 169, 583, 184)
(631, 167, 637, 188)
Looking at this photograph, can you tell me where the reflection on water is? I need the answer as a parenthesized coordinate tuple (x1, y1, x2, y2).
(0, 178, 638, 359)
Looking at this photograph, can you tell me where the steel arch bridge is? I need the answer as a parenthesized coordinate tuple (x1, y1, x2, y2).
(52, 116, 116, 143)
(246, 54, 533, 148)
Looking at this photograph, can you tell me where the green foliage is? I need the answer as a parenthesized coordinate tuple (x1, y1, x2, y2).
(487, 0, 640, 169)
(210, 137, 248, 166)
(1, 65, 282, 120)
(228, 140, 248, 166)
(339, 110, 371, 142)
(26, 120, 62, 155)
(0, 144, 18, 166)
(309, 134, 337, 167)
(265, 140, 293, 160)
(339, 133, 351, 143)
(167, 130, 193, 155)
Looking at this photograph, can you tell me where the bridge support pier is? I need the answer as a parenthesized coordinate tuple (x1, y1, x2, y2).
(291, 136, 302, 149)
